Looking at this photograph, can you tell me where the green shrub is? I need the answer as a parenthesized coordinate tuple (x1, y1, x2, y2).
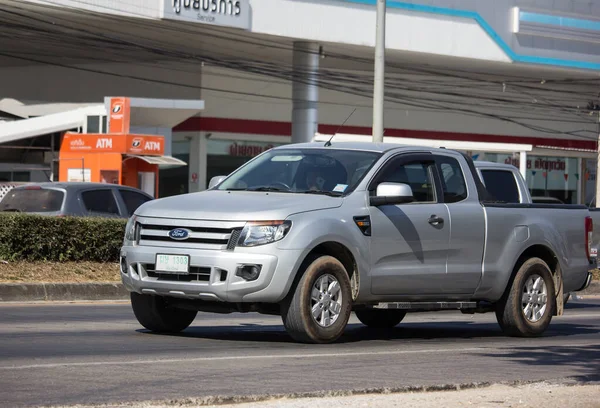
(0, 213, 127, 262)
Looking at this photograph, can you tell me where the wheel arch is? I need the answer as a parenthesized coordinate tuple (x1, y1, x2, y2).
(505, 244, 564, 316)
(284, 240, 360, 303)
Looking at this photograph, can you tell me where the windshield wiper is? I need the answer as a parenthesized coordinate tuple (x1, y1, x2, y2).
(301, 190, 343, 197)
(248, 186, 289, 192)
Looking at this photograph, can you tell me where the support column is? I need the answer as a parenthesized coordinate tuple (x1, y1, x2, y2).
(519, 151, 527, 179)
(188, 133, 207, 193)
(292, 42, 319, 144)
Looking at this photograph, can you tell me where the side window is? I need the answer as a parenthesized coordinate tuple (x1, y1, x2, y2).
(119, 189, 152, 216)
(480, 170, 520, 203)
(375, 159, 437, 203)
(81, 189, 120, 215)
(436, 156, 467, 203)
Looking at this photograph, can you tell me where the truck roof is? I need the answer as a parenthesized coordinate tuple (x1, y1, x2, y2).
(274, 141, 452, 153)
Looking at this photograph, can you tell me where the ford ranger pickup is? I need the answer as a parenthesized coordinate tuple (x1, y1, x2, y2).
(120, 142, 594, 343)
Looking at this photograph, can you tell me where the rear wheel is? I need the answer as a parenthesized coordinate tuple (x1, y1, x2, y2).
(495, 257, 556, 337)
(281, 255, 352, 344)
(130, 293, 197, 333)
(355, 309, 406, 328)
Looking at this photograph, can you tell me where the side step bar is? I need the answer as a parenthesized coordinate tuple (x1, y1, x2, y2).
(369, 301, 479, 312)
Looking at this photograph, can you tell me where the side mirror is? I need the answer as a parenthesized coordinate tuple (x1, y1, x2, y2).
(370, 182, 414, 206)
(208, 175, 227, 189)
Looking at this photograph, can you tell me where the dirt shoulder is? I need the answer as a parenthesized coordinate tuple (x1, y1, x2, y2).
(51, 382, 600, 408)
(0, 261, 119, 283)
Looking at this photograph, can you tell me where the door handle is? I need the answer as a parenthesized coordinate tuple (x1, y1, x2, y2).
(428, 215, 444, 226)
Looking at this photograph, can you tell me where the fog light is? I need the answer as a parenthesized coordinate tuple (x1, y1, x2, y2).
(120, 256, 128, 275)
(236, 264, 262, 281)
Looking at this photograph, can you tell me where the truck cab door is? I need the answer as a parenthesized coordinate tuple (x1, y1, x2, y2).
(434, 153, 485, 294)
(368, 153, 450, 296)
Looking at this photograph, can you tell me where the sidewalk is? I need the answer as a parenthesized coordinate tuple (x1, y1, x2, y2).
(50, 381, 600, 408)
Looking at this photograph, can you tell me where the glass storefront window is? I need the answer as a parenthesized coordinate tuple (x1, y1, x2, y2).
(159, 140, 190, 198)
(207, 139, 284, 182)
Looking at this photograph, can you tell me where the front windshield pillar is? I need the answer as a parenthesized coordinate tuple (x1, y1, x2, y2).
(292, 41, 320, 144)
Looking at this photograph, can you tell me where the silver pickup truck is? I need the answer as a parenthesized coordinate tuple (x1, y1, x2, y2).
(120, 142, 594, 343)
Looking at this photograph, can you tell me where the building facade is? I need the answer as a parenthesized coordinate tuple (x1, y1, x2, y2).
(0, 0, 599, 203)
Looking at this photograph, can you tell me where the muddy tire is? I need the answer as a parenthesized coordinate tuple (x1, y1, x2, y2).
(131, 293, 197, 333)
(495, 257, 556, 337)
(281, 255, 352, 344)
(355, 309, 406, 328)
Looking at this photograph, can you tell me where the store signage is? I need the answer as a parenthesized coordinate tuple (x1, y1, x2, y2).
(228, 142, 274, 157)
(161, 0, 251, 30)
(62, 133, 165, 156)
(108, 97, 131, 134)
(504, 157, 566, 171)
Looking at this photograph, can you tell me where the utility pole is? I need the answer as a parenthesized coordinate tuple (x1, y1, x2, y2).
(596, 111, 600, 208)
(372, 0, 386, 143)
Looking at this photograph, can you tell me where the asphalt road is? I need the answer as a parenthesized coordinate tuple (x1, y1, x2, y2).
(1, 297, 599, 408)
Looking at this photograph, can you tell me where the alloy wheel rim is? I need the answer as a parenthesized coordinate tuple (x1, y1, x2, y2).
(310, 273, 343, 328)
(522, 274, 548, 323)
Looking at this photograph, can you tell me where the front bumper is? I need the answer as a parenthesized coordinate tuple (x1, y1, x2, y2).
(119, 245, 303, 303)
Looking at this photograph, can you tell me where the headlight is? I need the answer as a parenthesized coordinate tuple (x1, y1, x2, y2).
(124, 215, 138, 243)
(237, 220, 292, 247)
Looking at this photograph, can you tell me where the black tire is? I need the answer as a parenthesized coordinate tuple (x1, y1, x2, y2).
(281, 255, 352, 344)
(355, 309, 406, 328)
(130, 293, 197, 333)
(495, 257, 556, 337)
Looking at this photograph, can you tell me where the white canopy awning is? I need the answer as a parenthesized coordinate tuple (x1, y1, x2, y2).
(0, 105, 104, 145)
(313, 133, 533, 153)
(126, 154, 187, 169)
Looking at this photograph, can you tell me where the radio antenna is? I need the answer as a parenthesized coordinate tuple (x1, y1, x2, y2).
(325, 107, 357, 147)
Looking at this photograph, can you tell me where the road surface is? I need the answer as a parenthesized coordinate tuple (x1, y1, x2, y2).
(0, 297, 599, 407)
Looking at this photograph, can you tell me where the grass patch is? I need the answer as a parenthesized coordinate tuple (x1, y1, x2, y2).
(0, 261, 120, 283)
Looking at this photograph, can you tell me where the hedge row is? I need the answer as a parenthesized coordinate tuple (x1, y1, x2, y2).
(0, 213, 127, 262)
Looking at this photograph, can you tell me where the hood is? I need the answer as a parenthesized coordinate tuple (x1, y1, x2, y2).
(136, 190, 343, 221)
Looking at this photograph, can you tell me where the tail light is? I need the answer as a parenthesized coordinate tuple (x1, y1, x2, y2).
(585, 216, 593, 261)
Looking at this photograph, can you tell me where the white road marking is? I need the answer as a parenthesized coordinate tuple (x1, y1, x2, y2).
(0, 347, 489, 370)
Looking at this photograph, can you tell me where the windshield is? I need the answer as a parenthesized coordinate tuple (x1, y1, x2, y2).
(0, 188, 65, 212)
(217, 148, 382, 195)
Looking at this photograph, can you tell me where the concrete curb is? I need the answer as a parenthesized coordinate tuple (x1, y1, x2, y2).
(45, 378, 596, 407)
(0, 281, 598, 302)
(0, 282, 128, 302)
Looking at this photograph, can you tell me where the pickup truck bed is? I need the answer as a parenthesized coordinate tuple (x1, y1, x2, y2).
(120, 142, 594, 343)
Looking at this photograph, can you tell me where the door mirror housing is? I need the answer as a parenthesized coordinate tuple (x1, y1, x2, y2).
(208, 175, 227, 189)
(370, 182, 415, 206)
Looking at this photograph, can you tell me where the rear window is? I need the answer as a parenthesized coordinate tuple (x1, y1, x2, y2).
(0, 188, 64, 212)
(480, 170, 520, 203)
(81, 189, 120, 215)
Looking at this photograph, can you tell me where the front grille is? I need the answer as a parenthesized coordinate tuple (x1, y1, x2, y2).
(227, 228, 243, 250)
(137, 218, 245, 250)
(145, 264, 211, 282)
(141, 235, 229, 245)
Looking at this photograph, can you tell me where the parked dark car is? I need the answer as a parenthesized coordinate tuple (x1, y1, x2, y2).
(0, 182, 153, 218)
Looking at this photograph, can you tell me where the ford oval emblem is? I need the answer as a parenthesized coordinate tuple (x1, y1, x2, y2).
(169, 228, 190, 240)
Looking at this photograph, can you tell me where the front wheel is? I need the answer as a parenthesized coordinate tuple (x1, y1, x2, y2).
(130, 293, 197, 333)
(495, 257, 556, 337)
(281, 255, 352, 344)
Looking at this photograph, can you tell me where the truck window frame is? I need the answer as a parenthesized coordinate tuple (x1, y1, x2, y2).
(479, 168, 522, 204)
(433, 154, 469, 204)
(367, 152, 444, 204)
